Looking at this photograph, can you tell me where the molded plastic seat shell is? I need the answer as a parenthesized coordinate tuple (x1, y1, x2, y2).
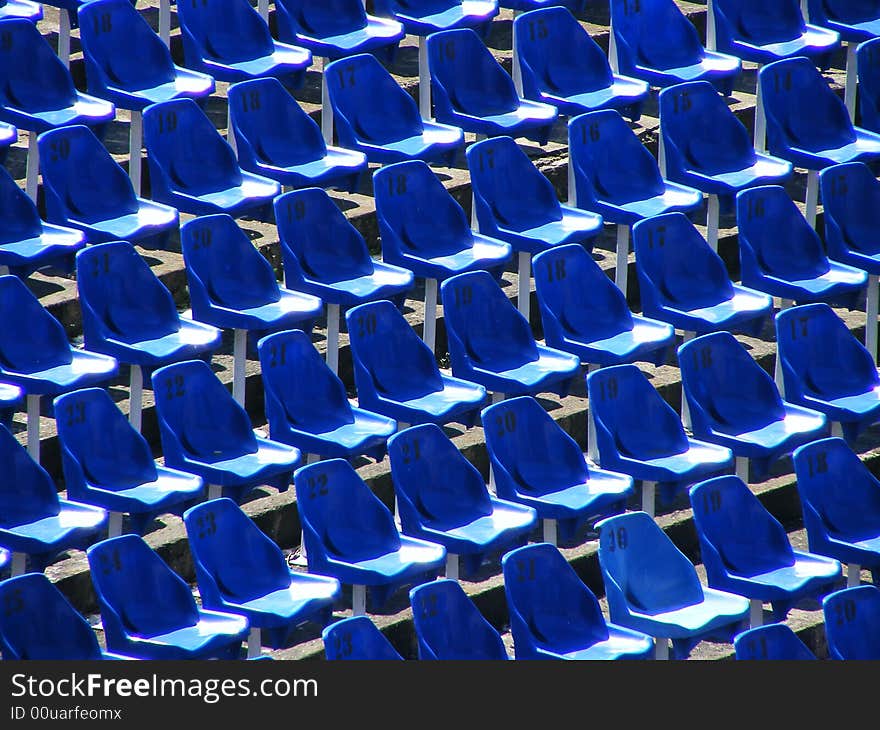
(373, 0, 499, 36)
(733, 622, 816, 659)
(822, 584, 880, 659)
(322, 615, 404, 659)
(820, 161, 880, 275)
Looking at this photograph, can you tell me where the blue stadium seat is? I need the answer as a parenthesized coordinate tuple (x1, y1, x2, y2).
(0, 0, 41, 21)
(609, 0, 741, 95)
(733, 622, 816, 659)
(346, 299, 488, 427)
(373, 0, 498, 36)
(0, 164, 85, 278)
(151, 359, 302, 503)
(0, 572, 136, 660)
(28, 0, 81, 66)
(54, 387, 205, 538)
(502, 542, 655, 660)
(175, 0, 312, 86)
(587, 364, 734, 517)
(227, 78, 367, 193)
(513, 6, 649, 123)
(143, 98, 281, 222)
(325, 53, 464, 165)
(441, 270, 582, 399)
(500, 0, 584, 12)
(184, 498, 341, 656)
(322, 615, 404, 660)
(632, 211, 773, 337)
(180, 214, 323, 406)
(294, 458, 447, 614)
(87, 533, 250, 660)
(678, 331, 827, 483)
(0, 274, 118, 462)
(409, 578, 509, 659)
(37, 125, 180, 251)
(258, 328, 396, 461)
(481, 395, 633, 545)
(690, 475, 841, 626)
(736, 185, 867, 308)
(596, 510, 750, 659)
(822, 584, 880, 659)
(857, 38, 880, 134)
(793, 436, 880, 588)
(387, 422, 537, 579)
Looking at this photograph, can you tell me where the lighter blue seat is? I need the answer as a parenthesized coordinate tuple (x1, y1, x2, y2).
(387, 422, 537, 578)
(822, 584, 880, 659)
(87, 534, 250, 659)
(502, 542, 655, 660)
(373, 0, 498, 36)
(0, 0, 41, 21)
(410, 579, 509, 660)
(322, 615, 404, 660)
(596, 510, 750, 659)
(733, 623, 816, 659)
(690, 475, 841, 624)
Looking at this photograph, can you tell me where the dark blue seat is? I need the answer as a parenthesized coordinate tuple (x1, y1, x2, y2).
(502, 542, 655, 660)
(143, 98, 281, 222)
(822, 162, 880, 276)
(0, 0, 41, 21)
(632, 211, 773, 337)
(533, 243, 674, 368)
(373, 0, 498, 36)
(322, 615, 404, 660)
(175, 0, 312, 85)
(258, 328, 397, 461)
(857, 38, 880, 134)
(609, 0, 741, 95)
(409, 578, 509, 660)
(37, 125, 180, 251)
(441, 270, 582, 398)
(87, 534, 250, 659)
(227, 77, 367, 193)
(325, 53, 464, 165)
(806, 0, 880, 42)
(793, 436, 880, 587)
(184, 498, 341, 655)
(387, 422, 537, 578)
(294, 458, 447, 613)
(513, 6, 649, 123)
(346, 299, 488, 427)
(690, 475, 841, 624)
(0, 572, 136, 660)
(596, 510, 750, 659)
(587, 364, 734, 516)
(822, 584, 880, 659)
(733, 623, 816, 659)
(151, 359, 302, 503)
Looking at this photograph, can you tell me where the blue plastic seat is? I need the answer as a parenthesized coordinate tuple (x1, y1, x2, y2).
(632, 212, 773, 337)
(294, 458, 447, 613)
(322, 615, 404, 660)
(737, 185, 867, 308)
(227, 77, 367, 193)
(87, 533, 250, 660)
(587, 364, 734, 515)
(822, 584, 880, 659)
(258, 328, 397, 461)
(502, 542, 655, 660)
(387, 422, 537, 578)
(793, 436, 880, 587)
(373, 0, 499, 36)
(409, 578, 509, 660)
(609, 0, 741, 95)
(806, 0, 880, 42)
(0, 0, 42, 21)
(325, 53, 464, 165)
(151, 359, 302, 503)
(0, 164, 85, 278)
(143, 98, 281, 222)
(513, 6, 649, 123)
(678, 331, 827, 481)
(54, 387, 205, 537)
(37, 125, 179, 250)
(733, 622, 816, 659)
(0, 572, 135, 660)
(822, 162, 880, 278)
(690, 475, 841, 624)
(533, 244, 674, 368)
(441, 270, 582, 398)
(482, 395, 634, 545)
(175, 0, 312, 85)
(184, 498, 341, 653)
(857, 38, 880, 134)
(596, 510, 750, 659)
(426, 28, 558, 145)
(499, 0, 584, 12)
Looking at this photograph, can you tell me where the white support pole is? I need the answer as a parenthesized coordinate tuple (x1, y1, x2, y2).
(511, 10, 523, 96)
(641, 480, 656, 518)
(58, 9, 71, 67)
(445, 554, 459, 581)
(11, 552, 26, 577)
(0, 266, 8, 275)
(129, 365, 143, 432)
(735, 456, 749, 483)
(108, 512, 124, 539)
(831, 422, 844, 438)
(847, 564, 861, 588)
(654, 637, 669, 660)
(800, 0, 809, 20)
(658, 126, 667, 177)
(25, 133, 39, 202)
(491, 392, 504, 404)
(129, 111, 143, 196)
(247, 627, 262, 658)
(352, 585, 366, 616)
(207, 484, 223, 500)
(706, 0, 717, 50)
(754, 67, 766, 153)
(805, 170, 819, 229)
(706, 194, 720, 252)
(226, 104, 237, 157)
(517, 251, 531, 320)
(774, 300, 793, 392)
(471, 190, 479, 230)
(749, 599, 764, 628)
(587, 363, 600, 463)
(615, 225, 629, 296)
(418, 36, 431, 120)
(567, 150, 577, 206)
(258, 0, 269, 22)
(681, 331, 695, 430)
(26, 394, 40, 462)
(321, 58, 334, 145)
(542, 518, 558, 546)
(232, 328, 247, 406)
(845, 42, 858, 121)
(867, 275, 879, 364)
(326, 303, 340, 375)
(422, 278, 438, 353)
(608, 22, 619, 73)
(159, 0, 171, 48)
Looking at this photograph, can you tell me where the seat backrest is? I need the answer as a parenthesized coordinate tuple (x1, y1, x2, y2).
(0, 573, 104, 660)
(857, 38, 880, 134)
(807, 0, 880, 25)
(733, 623, 816, 659)
(823, 585, 880, 659)
(275, 0, 368, 38)
(175, 0, 274, 66)
(610, 0, 705, 71)
(410, 579, 508, 660)
(569, 109, 665, 209)
(713, 0, 807, 46)
(322, 615, 404, 660)
(820, 161, 880, 261)
(0, 423, 60, 527)
(0, 164, 41, 244)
